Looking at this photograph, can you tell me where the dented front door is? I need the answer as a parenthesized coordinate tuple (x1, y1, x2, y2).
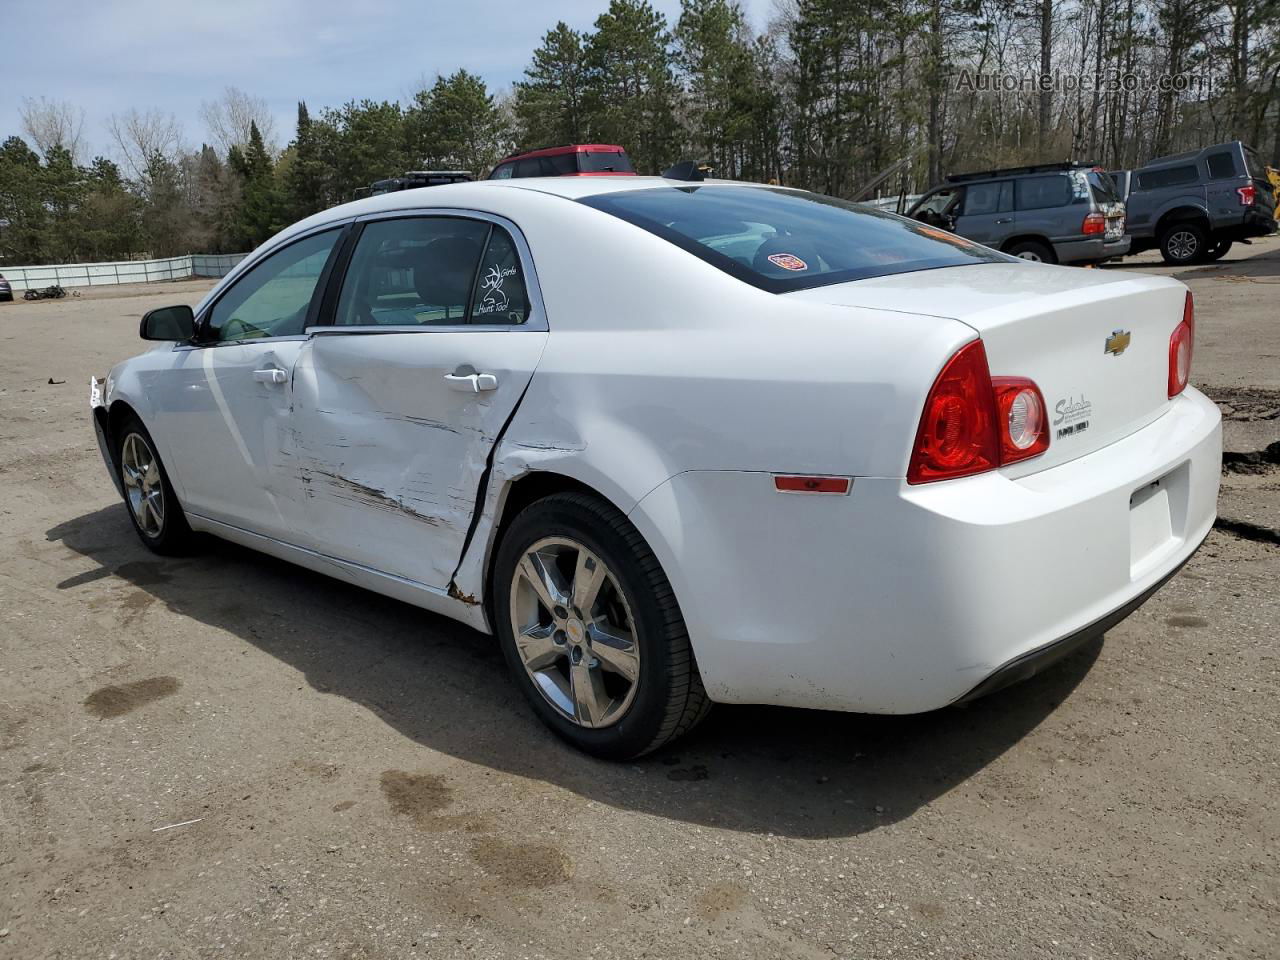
(289, 329, 546, 588)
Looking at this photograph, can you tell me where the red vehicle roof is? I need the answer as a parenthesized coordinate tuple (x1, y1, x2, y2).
(500, 143, 628, 161)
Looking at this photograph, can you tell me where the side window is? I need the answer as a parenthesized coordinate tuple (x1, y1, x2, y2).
(335, 217, 490, 326)
(542, 153, 578, 176)
(1137, 165, 1199, 190)
(1016, 175, 1072, 210)
(207, 229, 340, 343)
(470, 226, 529, 325)
(1206, 152, 1237, 180)
(515, 157, 542, 178)
(961, 181, 1003, 216)
(491, 163, 514, 180)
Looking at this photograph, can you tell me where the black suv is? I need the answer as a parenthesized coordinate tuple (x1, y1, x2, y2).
(1110, 141, 1276, 264)
(907, 162, 1128, 265)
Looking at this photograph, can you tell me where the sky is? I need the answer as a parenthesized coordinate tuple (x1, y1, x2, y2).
(2, 0, 778, 161)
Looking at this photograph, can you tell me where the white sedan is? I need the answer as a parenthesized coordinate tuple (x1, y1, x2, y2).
(90, 176, 1221, 759)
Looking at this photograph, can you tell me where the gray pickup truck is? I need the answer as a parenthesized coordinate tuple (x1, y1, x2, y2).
(907, 162, 1128, 265)
(1110, 141, 1276, 264)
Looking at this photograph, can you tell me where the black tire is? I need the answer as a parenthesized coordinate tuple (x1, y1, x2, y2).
(1204, 240, 1233, 261)
(1005, 240, 1056, 264)
(114, 415, 195, 555)
(1159, 222, 1208, 265)
(493, 492, 711, 760)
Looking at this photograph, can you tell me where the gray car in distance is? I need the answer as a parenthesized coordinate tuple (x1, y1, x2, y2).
(1110, 141, 1277, 265)
(908, 162, 1129, 265)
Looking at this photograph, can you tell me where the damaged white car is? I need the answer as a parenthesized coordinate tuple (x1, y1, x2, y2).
(90, 177, 1221, 758)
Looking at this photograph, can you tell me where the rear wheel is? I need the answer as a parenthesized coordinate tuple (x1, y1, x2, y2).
(1006, 240, 1056, 263)
(115, 416, 194, 555)
(1159, 222, 1208, 265)
(1204, 240, 1233, 261)
(493, 492, 710, 759)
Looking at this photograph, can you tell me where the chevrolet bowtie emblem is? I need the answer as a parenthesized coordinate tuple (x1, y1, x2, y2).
(1104, 329, 1131, 356)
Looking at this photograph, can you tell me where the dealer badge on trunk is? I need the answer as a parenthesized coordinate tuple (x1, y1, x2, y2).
(1104, 329, 1131, 356)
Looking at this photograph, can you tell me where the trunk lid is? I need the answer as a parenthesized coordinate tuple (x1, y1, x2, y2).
(790, 262, 1189, 476)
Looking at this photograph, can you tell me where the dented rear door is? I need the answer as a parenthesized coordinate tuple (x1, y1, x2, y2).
(290, 329, 546, 586)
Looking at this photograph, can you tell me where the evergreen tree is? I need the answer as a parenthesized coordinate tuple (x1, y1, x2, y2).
(514, 23, 590, 148)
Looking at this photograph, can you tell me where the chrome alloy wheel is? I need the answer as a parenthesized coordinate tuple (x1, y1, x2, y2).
(121, 432, 164, 537)
(509, 537, 640, 728)
(1168, 230, 1198, 261)
(1016, 250, 1044, 262)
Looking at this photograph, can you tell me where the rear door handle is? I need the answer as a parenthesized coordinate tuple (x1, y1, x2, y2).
(444, 372, 499, 393)
(253, 368, 288, 384)
(995, 217, 1013, 224)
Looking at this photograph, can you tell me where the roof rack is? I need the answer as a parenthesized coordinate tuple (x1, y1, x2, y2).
(360, 170, 473, 199)
(944, 161, 1096, 184)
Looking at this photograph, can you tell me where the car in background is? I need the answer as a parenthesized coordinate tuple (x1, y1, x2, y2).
(907, 162, 1129, 265)
(90, 176, 1218, 759)
(1109, 141, 1277, 264)
(0, 274, 12, 302)
(489, 144, 635, 180)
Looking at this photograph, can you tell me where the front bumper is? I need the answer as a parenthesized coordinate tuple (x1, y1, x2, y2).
(631, 387, 1221, 713)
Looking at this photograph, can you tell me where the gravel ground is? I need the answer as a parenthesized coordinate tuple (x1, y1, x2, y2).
(1, 240, 1277, 959)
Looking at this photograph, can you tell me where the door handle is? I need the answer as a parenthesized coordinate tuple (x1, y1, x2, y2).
(995, 217, 1013, 224)
(253, 368, 288, 384)
(444, 372, 498, 393)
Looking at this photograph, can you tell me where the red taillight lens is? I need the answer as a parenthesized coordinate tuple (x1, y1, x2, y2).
(991, 378, 1049, 463)
(1168, 291, 1194, 397)
(1082, 212, 1106, 235)
(907, 340, 1000, 484)
(1237, 184, 1256, 206)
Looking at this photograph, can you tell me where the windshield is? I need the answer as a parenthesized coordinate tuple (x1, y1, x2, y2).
(581, 186, 1012, 292)
(580, 151, 634, 173)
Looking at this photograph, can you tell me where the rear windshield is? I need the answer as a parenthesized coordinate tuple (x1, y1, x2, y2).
(580, 151, 634, 173)
(1086, 171, 1121, 204)
(1241, 144, 1262, 177)
(580, 186, 1011, 292)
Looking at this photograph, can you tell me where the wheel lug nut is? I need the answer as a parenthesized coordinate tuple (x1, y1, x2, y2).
(553, 605, 567, 619)
(553, 629, 567, 646)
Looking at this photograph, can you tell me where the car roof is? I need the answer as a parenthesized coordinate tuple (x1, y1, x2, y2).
(262, 176, 794, 255)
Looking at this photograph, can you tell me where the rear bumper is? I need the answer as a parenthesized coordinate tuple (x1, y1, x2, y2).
(1221, 211, 1277, 239)
(1055, 235, 1131, 263)
(631, 387, 1222, 713)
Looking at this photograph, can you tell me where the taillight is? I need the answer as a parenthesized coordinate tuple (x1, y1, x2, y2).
(992, 378, 1049, 463)
(908, 341, 1049, 484)
(1237, 184, 1256, 206)
(1168, 291, 1194, 397)
(1082, 212, 1106, 235)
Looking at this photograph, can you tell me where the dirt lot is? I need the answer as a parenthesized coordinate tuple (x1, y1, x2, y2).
(1, 239, 1277, 960)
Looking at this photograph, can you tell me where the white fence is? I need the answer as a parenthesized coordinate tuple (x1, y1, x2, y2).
(2, 253, 248, 290)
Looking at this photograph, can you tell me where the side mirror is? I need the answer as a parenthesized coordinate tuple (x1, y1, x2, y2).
(140, 304, 195, 341)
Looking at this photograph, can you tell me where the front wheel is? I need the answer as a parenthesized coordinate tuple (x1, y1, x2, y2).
(493, 492, 710, 759)
(115, 416, 194, 555)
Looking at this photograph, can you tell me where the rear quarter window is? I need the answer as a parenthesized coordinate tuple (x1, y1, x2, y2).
(1015, 175, 1073, 210)
(580, 185, 1012, 293)
(1206, 152, 1237, 179)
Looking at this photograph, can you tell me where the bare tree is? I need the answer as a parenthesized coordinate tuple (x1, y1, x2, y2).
(106, 108, 185, 182)
(199, 87, 278, 157)
(20, 97, 87, 162)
